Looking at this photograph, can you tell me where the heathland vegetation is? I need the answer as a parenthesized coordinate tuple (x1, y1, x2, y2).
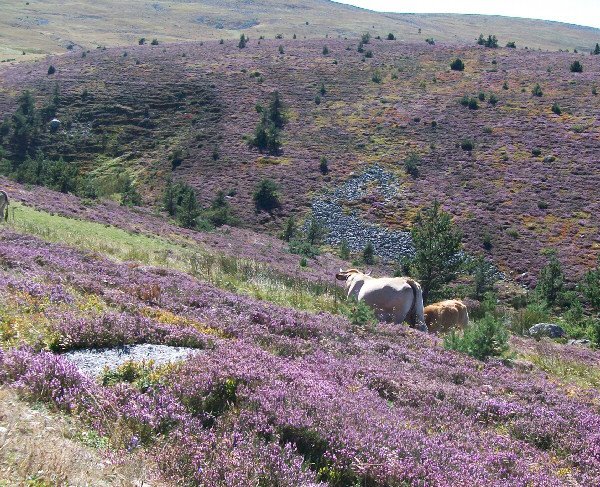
(0, 8, 599, 485)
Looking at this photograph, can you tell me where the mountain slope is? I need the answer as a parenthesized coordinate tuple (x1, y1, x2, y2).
(1, 39, 598, 279)
(1, 0, 600, 61)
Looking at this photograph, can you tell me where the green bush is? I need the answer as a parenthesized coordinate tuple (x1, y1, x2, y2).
(485, 35, 498, 48)
(371, 71, 382, 83)
(590, 319, 600, 348)
(444, 314, 509, 360)
(305, 218, 326, 246)
(469, 255, 498, 301)
(343, 298, 377, 328)
(150, 38, 159, 46)
(202, 191, 238, 227)
(120, 175, 142, 207)
(253, 178, 280, 211)
(506, 41, 516, 48)
(322, 46, 329, 55)
(251, 92, 286, 155)
(570, 61, 583, 73)
(404, 152, 421, 177)
(460, 139, 474, 151)
(482, 232, 493, 250)
(536, 253, 564, 306)
(532, 84, 543, 97)
(579, 255, 600, 311)
(47, 65, 56, 75)
(509, 301, 550, 335)
(319, 156, 328, 174)
(387, 33, 395, 40)
(281, 216, 296, 242)
(468, 98, 479, 110)
(489, 94, 498, 105)
(339, 239, 350, 260)
(551, 102, 562, 115)
(176, 186, 200, 228)
(362, 242, 375, 265)
(289, 239, 319, 258)
(450, 58, 465, 71)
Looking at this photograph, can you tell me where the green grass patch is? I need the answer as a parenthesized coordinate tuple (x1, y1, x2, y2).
(520, 353, 600, 390)
(7, 203, 344, 314)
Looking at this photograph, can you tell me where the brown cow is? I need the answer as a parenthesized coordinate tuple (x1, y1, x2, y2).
(424, 299, 469, 334)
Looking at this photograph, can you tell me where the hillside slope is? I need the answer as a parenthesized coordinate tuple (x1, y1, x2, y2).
(1, 0, 600, 61)
(1, 39, 598, 279)
(1, 211, 600, 484)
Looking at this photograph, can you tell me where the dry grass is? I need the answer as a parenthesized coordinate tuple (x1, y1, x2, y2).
(0, 0, 599, 62)
(0, 388, 167, 486)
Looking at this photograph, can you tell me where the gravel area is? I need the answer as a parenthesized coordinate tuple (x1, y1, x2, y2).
(311, 164, 413, 261)
(62, 344, 199, 377)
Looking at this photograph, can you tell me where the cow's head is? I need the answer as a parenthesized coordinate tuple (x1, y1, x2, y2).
(335, 268, 360, 281)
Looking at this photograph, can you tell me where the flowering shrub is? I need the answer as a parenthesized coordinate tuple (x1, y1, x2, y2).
(1, 230, 600, 485)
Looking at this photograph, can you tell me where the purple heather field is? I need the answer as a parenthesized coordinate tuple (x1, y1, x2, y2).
(1, 227, 599, 485)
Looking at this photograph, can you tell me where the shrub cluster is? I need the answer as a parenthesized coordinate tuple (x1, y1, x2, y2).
(477, 34, 498, 48)
(444, 314, 509, 360)
(450, 58, 465, 71)
(250, 92, 286, 155)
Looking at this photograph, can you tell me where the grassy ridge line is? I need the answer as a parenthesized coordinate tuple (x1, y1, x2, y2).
(8, 203, 344, 314)
(1, 0, 600, 61)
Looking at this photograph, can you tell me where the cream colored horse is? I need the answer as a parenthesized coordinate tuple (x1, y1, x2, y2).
(336, 268, 427, 331)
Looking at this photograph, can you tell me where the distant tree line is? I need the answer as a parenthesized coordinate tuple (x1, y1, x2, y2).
(0, 90, 142, 206)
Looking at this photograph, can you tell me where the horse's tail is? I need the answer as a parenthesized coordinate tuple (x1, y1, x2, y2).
(406, 278, 427, 332)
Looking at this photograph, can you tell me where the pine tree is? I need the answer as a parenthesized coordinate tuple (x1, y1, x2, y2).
(408, 201, 463, 304)
(536, 252, 564, 306)
(9, 91, 39, 162)
(121, 175, 142, 206)
(281, 217, 296, 242)
(579, 255, 600, 311)
(163, 178, 178, 216)
(362, 242, 375, 265)
(594, 43, 600, 55)
(267, 91, 285, 129)
(306, 218, 326, 246)
(339, 239, 350, 260)
(177, 187, 200, 228)
(253, 179, 280, 211)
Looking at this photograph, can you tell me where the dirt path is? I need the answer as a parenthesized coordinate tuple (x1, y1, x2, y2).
(0, 388, 167, 486)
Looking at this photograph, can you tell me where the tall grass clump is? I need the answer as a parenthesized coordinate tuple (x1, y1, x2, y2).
(509, 301, 550, 335)
(444, 314, 509, 360)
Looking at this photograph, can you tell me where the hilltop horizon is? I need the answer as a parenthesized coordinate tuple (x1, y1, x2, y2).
(1, 0, 600, 63)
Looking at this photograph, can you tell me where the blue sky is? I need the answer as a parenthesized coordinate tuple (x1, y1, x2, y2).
(333, 1, 600, 29)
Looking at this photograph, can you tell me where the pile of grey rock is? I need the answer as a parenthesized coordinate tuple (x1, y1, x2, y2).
(311, 164, 413, 261)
